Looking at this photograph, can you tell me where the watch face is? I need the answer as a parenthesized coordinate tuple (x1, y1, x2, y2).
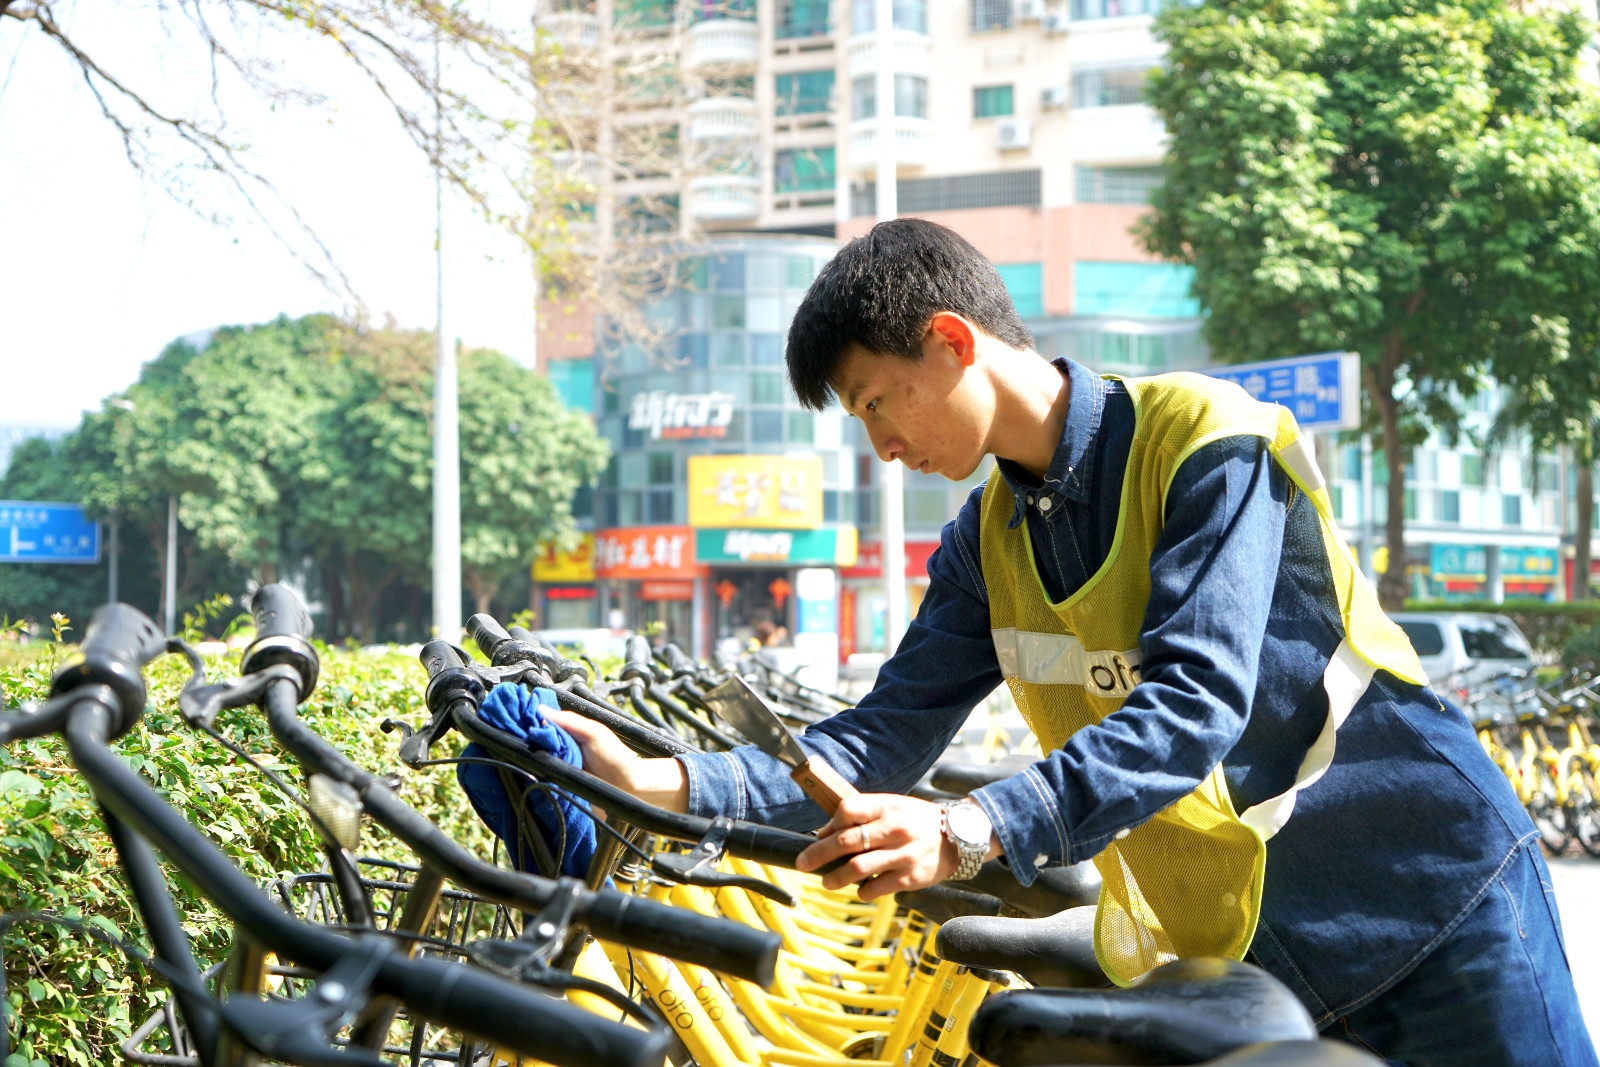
(948, 802, 990, 846)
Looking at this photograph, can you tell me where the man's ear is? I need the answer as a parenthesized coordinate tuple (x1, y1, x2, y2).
(929, 312, 978, 368)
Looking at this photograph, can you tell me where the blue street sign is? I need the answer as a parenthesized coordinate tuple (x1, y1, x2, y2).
(0, 501, 101, 564)
(1204, 351, 1360, 431)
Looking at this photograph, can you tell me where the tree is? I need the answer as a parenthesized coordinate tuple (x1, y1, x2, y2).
(0, 1, 575, 295)
(1142, 0, 1600, 607)
(458, 347, 610, 617)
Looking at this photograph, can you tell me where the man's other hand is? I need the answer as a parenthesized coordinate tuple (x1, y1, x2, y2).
(796, 793, 961, 902)
(544, 707, 690, 815)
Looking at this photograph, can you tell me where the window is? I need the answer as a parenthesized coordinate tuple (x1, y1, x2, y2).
(1071, 0, 1167, 18)
(1503, 494, 1522, 526)
(1461, 454, 1484, 487)
(855, 74, 926, 118)
(1403, 488, 1416, 521)
(712, 333, 744, 367)
(777, 0, 831, 38)
(1074, 262, 1199, 318)
(824, 490, 840, 523)
(621, 491, 642, 525)
(647, 490, 674, 523)
(1397, 621, 1445, 657)
(970, 0, 1012, 30)
(788, 413, 815, 444)
(1072, 67, 1149, 108)
(712, 296, 745, 329)
(895, 74, 928, 118)
(750, 373, 785, 405)
(852, 0, 928, 32)
(676, 333, 708, 369)
(1440, 489, 1460, 523)
(852, 75, 875, 120)
(601, 492, 620, 527)
(751, 334, 785, 365)
(996, 263, 1044, 318)
(751, 411, 785, 443)
(775, 147, 836, 193)
(973, 85, 1014, 118)
(648, 451, 674, 485)
(776, 70, 835, 115)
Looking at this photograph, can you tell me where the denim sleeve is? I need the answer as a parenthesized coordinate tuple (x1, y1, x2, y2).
(678, 485, 1003, 831)
(971, 437, 1288, 884)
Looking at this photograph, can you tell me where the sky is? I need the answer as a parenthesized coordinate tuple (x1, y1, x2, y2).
(0, 4, 541, 430)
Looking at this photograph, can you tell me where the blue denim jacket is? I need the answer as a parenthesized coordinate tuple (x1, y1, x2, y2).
(679, 357, 1537, 1025)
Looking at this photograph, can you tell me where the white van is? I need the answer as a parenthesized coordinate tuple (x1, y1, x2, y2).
(1388, 612, 1538, 699)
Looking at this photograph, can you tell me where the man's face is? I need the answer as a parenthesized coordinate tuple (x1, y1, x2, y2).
(830, 332, 992, 482)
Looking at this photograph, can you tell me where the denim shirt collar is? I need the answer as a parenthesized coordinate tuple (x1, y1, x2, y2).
(994, 357, 1104, 530)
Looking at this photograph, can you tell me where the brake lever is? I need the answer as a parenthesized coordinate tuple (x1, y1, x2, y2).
(216, 935, 393, 1067)
(650, 817, 797, 907)
(467, 876, 584, 977)
(175, 648, 304, 729)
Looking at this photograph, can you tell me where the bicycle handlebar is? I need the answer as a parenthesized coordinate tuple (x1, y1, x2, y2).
(42, 602, 168, 739)
(61, 686, 665, 1066)
(242, 584, 319, 700)
(259, 679, 780, 985)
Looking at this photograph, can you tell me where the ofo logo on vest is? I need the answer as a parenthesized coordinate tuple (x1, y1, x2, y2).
(990, 628, 1143, 696)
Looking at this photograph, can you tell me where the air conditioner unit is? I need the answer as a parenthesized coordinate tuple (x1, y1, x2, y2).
(1041, 84, 1070, 109)
(1042, 10, 1070, 34)
(996, 117, 1033, 150)
(1017, 0, 1048, 19)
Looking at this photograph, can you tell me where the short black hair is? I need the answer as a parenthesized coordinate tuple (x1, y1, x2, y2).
(785, 218, 1035, 410)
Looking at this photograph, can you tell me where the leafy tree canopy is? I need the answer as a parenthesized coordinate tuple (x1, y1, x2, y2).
(1143, 0, 1600, 605)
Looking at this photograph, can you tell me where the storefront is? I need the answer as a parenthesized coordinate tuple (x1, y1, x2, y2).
(838, 539, 941, 658)
(1427, 543, 1559, 602)
(531, 534, 598, 630)
(593, 526, 707, 648)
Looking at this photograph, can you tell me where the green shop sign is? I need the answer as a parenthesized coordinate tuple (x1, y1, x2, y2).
(696, 526, 858, 566)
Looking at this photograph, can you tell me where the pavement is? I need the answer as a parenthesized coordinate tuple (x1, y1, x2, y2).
(1549, 854, 1600, 1046)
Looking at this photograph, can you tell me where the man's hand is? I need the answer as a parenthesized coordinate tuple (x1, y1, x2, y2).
(796, 793, 961, 902)
(544, 707, 689, 814)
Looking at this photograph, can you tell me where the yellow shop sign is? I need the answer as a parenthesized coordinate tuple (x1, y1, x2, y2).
(532, 533, 596, 583)
(688, 455, 823, 529)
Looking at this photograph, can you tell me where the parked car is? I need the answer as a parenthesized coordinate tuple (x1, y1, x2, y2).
(1389, 612, 1538, 705)
(534, 627, 633, 662)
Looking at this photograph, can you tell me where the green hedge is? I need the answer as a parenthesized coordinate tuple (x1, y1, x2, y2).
(1401, 599, 1600, 662)
(0, 621, 496, 1066)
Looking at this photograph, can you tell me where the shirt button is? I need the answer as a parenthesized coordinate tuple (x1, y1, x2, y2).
(1038, 497, 1052, 512)
(1033, 853, 1049, 867)
(1025, 495, 1034, 505)
(1114, 828, 1131, 840)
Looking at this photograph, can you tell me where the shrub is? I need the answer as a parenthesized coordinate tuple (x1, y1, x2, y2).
(0, 627, 495, 1065)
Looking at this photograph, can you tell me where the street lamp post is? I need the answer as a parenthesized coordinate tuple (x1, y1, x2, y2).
(875, 0, 907, 657)
(432, 32, 463, 640)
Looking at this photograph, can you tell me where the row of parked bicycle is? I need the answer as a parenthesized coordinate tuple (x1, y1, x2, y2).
(1461, 666, 1600, 857)
(0, 587, 1385, 1066)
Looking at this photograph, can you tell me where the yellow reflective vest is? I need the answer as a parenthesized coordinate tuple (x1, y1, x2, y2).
(978, 372, 1425, 985)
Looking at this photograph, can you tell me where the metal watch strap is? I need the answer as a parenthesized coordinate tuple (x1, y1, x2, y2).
(942, 801, 989, 882)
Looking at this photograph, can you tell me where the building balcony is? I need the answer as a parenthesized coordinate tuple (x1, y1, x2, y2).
(686, 19, 759, 68)
(686, 97, 760, 141)
(539, 10, 600, 51)
(847, 117, 934, 172)
(845, 30, 932, 79)
(687, 175, 761, 221)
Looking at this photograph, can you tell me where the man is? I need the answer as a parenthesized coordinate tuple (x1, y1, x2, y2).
(548, 219, 1595, 1065)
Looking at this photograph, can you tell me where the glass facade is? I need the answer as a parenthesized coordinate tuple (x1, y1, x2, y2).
(594, 237, 852, 529)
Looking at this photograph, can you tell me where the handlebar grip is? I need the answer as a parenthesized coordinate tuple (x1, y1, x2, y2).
(250, 583, 313, 640)
(50, 604, 167, 737)
(386, 951, 670, 1067)
(241, 585, 319, 699)
(586, 891, 781, 987)
(509, 625, 557, 653)
(621, 636, 653, 682)
(420, 639, 468, 679)
(656, 643, 696, 676)
(467, 614, 515, 661)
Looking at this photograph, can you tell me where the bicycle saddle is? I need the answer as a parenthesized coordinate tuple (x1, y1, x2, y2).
(950, 860, 1102, 917)
(967, 957, 1317, 1066)
(936, 905, 1109, 989)
(899, 883, 1004, 923)
(929, 754, 1038, 794)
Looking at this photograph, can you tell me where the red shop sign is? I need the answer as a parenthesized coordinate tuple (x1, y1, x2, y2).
(839, 540, 939, 579)
(640, 580, 695, 601)
(594, 526, 700, 579)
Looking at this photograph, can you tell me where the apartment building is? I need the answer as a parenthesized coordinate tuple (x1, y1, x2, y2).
(529, 1, 1588, 655)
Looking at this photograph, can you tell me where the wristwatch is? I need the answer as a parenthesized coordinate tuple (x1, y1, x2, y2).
(941, 799, 992, 882)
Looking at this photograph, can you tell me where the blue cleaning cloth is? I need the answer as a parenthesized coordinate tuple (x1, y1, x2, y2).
(457, 683, 599, 880)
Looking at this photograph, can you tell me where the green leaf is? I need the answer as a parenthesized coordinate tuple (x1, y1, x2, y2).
(0, 771, 44, 798)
